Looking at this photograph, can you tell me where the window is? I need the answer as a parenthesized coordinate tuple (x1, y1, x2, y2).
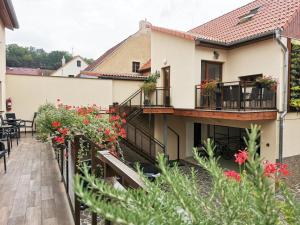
(201, 61, 222, 81)
(77, 60, 81, 67)
(237, 6, 260, 24)
(132, 62, 140, 72)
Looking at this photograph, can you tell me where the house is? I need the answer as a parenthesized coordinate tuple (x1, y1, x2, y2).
(115, 0, 300, 187)
(50, 55, 88, 77)
(0, 0, 18, 111)
(80, 20, 151, 78)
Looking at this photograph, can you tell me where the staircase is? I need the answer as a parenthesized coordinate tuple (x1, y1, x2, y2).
(115, 89, 168, 164)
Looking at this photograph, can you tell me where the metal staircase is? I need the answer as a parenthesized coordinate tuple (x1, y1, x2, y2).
(114, 88, 168, 163)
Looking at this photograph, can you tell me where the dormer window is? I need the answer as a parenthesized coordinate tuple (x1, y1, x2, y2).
(77, 60, 81, 67)
(238, 6, 260, 25)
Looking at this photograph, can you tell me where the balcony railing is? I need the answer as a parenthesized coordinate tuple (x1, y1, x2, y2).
(119, 87, 171, 109)
(195, 81, 277, 111)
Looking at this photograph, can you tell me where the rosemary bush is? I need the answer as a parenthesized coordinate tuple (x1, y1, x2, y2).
(74, 125, 300, 225)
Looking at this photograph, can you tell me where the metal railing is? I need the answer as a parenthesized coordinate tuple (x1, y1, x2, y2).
(125, 122, 166, 163)
(53, 135, 144, 225)
(195, 81, 277, 111)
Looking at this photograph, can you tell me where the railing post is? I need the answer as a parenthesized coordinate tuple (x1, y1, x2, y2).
(156, 89, 158, 106)
(140, 89, 142, 107)
(73, 136, 81, 225)
(91, 145, 97, 225)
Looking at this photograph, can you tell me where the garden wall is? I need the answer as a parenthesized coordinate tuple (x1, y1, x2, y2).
(6, 74, 142, 120)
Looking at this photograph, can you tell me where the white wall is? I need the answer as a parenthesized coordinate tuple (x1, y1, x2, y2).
(51, 56, 88, 77)
(0, 20, 6, 111)
(151, 30, 284, 110)
(151, 31, 195, 109)
(6, 75, 141, 120)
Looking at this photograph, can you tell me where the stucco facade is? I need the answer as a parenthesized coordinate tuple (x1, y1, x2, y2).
(5, 75, 142, 120)
(51, 56, 88, 77)
(91, 25, 151, 75)
(150, 29, 300, 170)
(0, 19, 6, 111)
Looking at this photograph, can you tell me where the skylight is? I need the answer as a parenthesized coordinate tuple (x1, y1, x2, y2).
(238, 6, 261, 25)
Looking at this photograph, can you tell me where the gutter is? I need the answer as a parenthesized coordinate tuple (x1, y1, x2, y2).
(275, 29, 288, 164)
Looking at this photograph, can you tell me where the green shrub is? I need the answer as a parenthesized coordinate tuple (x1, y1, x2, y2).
(74, 125, 300, 225)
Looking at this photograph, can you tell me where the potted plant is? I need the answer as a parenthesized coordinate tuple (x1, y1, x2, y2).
(141, 71, 160, 105)
(255, 76, 277, 90)
(199, 80, 217, 94)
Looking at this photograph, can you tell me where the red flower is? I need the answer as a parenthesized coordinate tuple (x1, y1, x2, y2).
(264, 162, 277, 177)
(83, 119, 90, 125)
(52, 121, 61, 128)
(105, 128, 110, 136)
(58, 128, 69, 136)
(224, 170, 241, 182)
(264, 162, 289, 177)
(122, 112, 127, 117)
(119, 128, 126, 138)
(54, 136, 64, 144)
(234, 150, 248, 165)
(121, 119, 126, 124)
(278, 164, 289, 176)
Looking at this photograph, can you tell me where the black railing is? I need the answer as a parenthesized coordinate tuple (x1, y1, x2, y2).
(195, 81, 277, 111)
(113, 88, 169, 163)
(125, 122, 166, 162)
(143, 87, 171, 107)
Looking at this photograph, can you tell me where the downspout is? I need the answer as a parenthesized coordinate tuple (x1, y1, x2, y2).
(275, 29, 288, 164)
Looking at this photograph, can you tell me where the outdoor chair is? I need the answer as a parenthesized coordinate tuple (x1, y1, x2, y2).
(5, 113, 22, 138)
(262, 88, 275, 108)
(0, 141, 7, 173)
(222, 86, 231, 109)
(230, 85, 242, 109)
(23, 112, 37, 136)
(245, 87, 260, 109)
(0, 128, 11, 156)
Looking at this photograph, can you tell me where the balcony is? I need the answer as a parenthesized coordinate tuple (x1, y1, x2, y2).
(195, 81, 277, 111)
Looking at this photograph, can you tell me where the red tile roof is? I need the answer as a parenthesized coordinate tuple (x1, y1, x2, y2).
(151, 25, 197, 41)
(85, 38, 128, 71)
(80, 71, 147, 81)
(139, 59, 151, 72)
(6, 67, 43, 76)
(189, 0, 300, 45)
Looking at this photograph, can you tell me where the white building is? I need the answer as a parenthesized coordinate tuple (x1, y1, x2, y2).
(50, 55, 88, 77)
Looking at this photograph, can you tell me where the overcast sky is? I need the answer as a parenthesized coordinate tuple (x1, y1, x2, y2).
(7, 0, 253, 59)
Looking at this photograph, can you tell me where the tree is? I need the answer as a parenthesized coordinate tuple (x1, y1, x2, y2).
(6, 44, 92, 70)
(75, 125, 300, 225)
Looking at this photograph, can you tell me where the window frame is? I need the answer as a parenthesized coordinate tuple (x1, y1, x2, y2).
(132, 61, 140, 73)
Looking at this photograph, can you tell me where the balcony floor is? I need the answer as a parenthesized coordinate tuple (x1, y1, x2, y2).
(0, 135, 74, 225)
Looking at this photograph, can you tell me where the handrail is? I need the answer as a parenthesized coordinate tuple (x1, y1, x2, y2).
(168, 126, 180, 160)
(127, 122, 166, 151)
(120, 88, 142, 106)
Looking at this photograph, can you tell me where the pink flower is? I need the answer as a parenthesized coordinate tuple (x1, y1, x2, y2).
(224, 170, 241, 182)
(234, 150, 248, 165)
(54, 136, 64, 144)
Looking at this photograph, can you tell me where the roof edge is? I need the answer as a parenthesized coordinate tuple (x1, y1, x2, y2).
(4, 0, 19, 29)
(196, 30, 276, 48)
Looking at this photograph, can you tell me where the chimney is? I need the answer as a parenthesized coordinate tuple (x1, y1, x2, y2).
(62, 56, 66, 66)
(139, 19, 151, 30)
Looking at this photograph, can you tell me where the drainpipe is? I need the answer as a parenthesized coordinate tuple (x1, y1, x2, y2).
(275, 29, 288, 164)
